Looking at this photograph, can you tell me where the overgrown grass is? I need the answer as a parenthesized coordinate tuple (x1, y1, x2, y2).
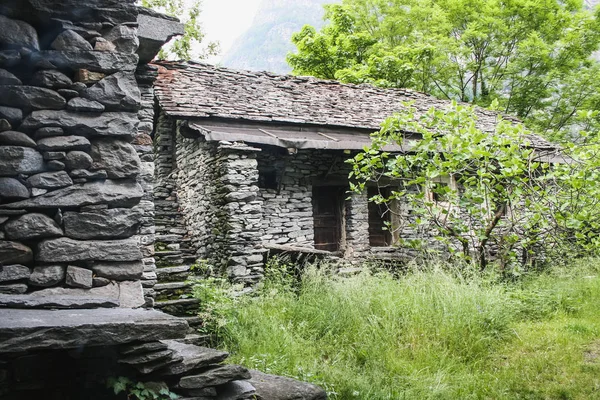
(192, 258, 600, 399)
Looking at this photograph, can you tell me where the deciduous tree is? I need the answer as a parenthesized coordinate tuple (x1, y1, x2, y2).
(289, 0, 600, 137)
(349, 101, 600, 270)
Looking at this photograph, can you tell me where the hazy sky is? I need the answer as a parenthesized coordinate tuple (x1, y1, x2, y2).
(199, 0, 262, 63)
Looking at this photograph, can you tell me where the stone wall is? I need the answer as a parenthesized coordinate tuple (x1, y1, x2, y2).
(0, 0, 172, 308)
(173, 128, 264, 284)
(256, 147, 426, 262)
(257, 148, 347, 248)
(157, 127, 450, 277)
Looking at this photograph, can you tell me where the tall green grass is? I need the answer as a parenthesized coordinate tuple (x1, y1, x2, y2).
(193, 258, 600, 399)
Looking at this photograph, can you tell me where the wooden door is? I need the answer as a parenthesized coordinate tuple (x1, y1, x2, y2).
(313, 186, 345, 251)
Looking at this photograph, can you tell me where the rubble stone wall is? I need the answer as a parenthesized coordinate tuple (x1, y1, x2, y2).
(173, 128, 264, 284)
(256, 147, 422, 262)
(157, 135, 425, 280)
(0, 0, 166, 308)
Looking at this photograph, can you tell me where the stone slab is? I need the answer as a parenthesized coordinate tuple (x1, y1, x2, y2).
(179, 365, 251, 389)
(157, 340, 229, 376)
(249, 370, 327, 400)
(0, 308, 188, 353)
(0, 294, 119, 309)
(0, 180, 143, 209)
(30, 281, 145, 308)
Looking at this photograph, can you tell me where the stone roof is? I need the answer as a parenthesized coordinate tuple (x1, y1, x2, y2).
(153, 61, 557, 150)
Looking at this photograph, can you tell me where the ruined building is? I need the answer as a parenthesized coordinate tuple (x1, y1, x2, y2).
(152, 62, 562, 283)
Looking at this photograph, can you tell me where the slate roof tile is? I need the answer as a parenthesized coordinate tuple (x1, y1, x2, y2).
(153, 61, 557, 150)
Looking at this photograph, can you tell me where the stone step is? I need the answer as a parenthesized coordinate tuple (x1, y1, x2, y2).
(155, 282, 195, 302)
(156, 264, 192, 278)
(183, 317, 203, 328)
(154, 200, 180, 207)
(156, 234, 188, 243)
(155, 298, 199, 307)
(157, 265, 193, 281)
(154, 211, 182, 217)
(155, 298, 200, 317)
(155, 250, 195, 256)
(155, 281, 192, 291)
(157, 265, 193, 274)
(179, 333, 211, 346)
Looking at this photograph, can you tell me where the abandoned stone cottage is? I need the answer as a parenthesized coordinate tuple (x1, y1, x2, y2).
(152, 62, 562, 283)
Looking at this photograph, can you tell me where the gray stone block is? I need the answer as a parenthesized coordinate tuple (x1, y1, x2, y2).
(179, 365, 251, 389)
(51, 30, 93, 51)
(36, 237, 141, 263)
(65, 265, 93, 288)
(0, 85, 66, 110)
(0, 241, 32, 264)
(0, 177, 29, 200)
(28, 265, 66, 287)
(0, 308, 188, 353)
(30, 70, 73, 89)
(0, 264, 30, 282)
(64, 208, 142, 239)
(0, 15, 39, 50)
(36, 135, 91, 152)
(91, 261, 144, 280)
(90, 138, 141, 178)
(249, 370, 327, 400)
(0, 146, 44, 177)
(20, 110, 139, 140)
(4, 213, 62, 240)
(26, 171, 73, 189)
(84, 71, 141, 112)
(0, 180, 143, 209)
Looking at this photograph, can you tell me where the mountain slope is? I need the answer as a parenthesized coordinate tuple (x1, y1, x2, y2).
(221, 0, 333, 74)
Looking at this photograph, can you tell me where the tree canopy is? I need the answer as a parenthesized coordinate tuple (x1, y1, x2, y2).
(349, 101, 600, 270)
(288, 0, 600, 138)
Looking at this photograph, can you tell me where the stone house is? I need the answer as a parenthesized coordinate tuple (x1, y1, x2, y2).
(153, 62, 562, 283)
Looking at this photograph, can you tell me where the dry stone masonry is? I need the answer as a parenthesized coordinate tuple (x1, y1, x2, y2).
(0, 1, 154, 308)
(0, 2, 328, 399)
(152, 62, 565, 277)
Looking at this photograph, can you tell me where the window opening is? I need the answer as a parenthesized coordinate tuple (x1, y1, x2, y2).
(368, 186, 393, 247)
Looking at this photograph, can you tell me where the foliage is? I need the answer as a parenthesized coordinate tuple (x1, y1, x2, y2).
(205, 258, 600, 399)
(189, 273, 236, 345)
(288, 0, 600, 137)
(348, 101, 600, 270)
(106, 377, 178, 400)
(139, 0, 218, 60)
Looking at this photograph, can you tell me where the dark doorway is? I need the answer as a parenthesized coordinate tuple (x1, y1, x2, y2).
(313, 186, 346, 251)
(368, 186, 392, 247)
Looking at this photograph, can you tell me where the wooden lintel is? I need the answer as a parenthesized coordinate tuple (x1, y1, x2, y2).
(262, 243, 334, 256)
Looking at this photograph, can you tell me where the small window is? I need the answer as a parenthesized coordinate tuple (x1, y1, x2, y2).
(259, 169, 278, 190)
(368, 186, 392, 247)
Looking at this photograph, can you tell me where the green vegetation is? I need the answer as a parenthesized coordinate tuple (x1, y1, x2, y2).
(106, 377, 178, 400)
(349, 101, 600, 270)
(193, 257, 600, 399)
(288, 0, 600, 138)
